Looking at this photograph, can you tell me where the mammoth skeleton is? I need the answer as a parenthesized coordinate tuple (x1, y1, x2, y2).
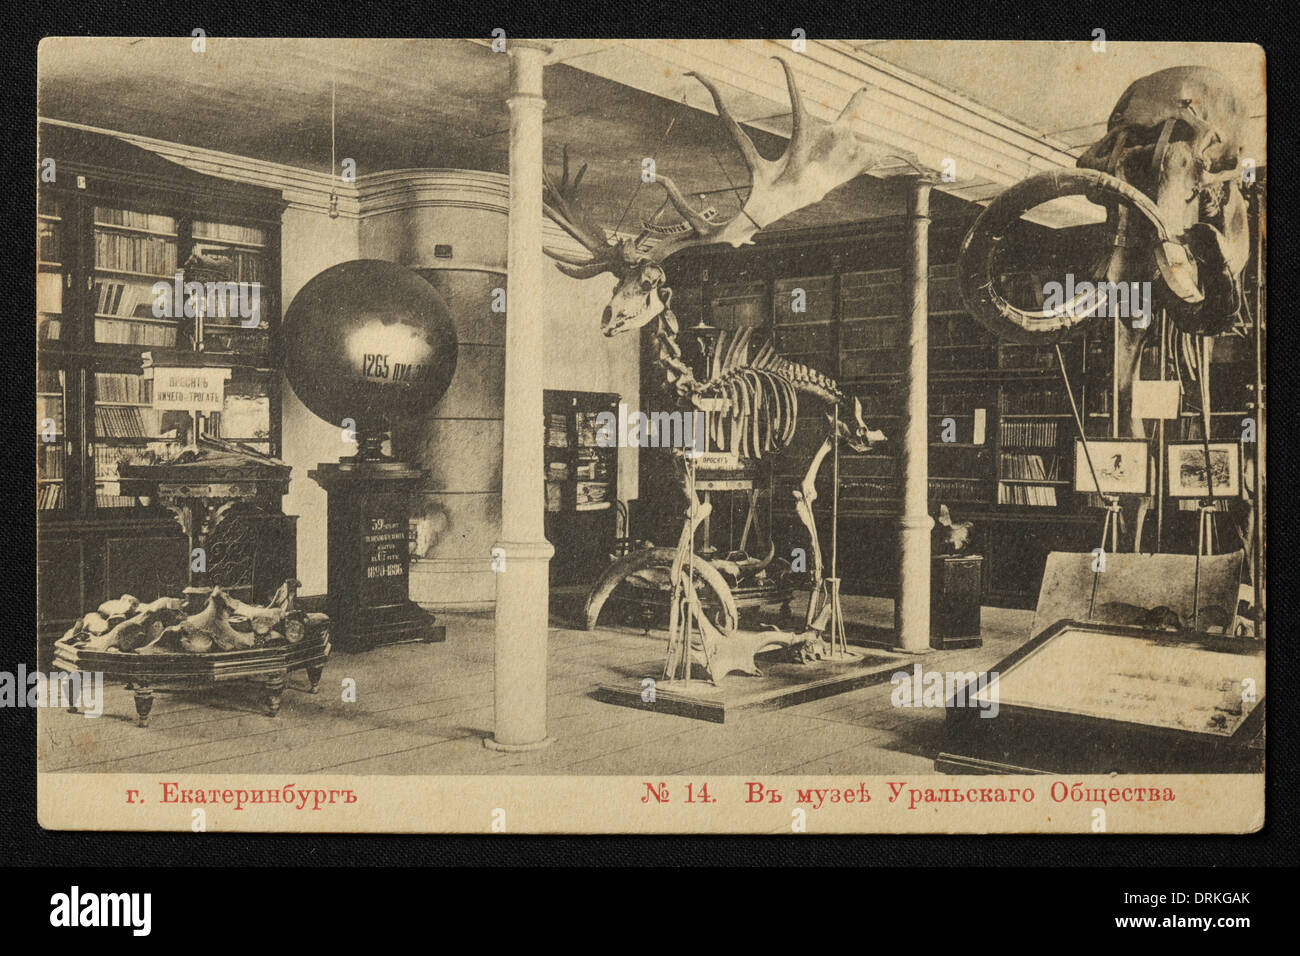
(958, 66, 1252, 549)
(542, 57, 890, 680)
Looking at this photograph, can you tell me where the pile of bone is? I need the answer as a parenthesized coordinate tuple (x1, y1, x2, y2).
(61, 588, 328, 654)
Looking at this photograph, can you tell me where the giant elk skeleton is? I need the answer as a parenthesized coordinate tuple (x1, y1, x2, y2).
(542, 58, 889, 680)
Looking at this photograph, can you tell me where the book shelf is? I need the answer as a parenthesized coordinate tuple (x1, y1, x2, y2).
(544, 390, 619, 586)
(635, 211, 1261, 608)
(36, 122, 286, 644)
(635, 218, 1106, 607)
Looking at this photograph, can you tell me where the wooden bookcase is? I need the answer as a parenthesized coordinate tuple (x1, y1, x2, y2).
(36, 123, 288, 647)
(543, 389, 620, 586)
(635, 210, 1259, 609)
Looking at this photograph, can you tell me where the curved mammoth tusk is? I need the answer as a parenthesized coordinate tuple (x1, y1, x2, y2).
(957, 168, 1204, 344)
(583, 547, 740, 633)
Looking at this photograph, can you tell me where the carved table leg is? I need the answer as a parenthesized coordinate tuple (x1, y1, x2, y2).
(62, 674, 80, 715)
(264, 673, 286, 717)
(133, 686, 154, 728)
(305, 664, 324, 695)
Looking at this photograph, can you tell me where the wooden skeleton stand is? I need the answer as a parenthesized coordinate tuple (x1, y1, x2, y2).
(812, 404, 849, 659)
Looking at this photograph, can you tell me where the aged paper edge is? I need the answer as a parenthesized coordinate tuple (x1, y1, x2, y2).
(39, 772, 1264, 834)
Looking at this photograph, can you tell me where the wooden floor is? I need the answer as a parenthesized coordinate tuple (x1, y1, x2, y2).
(39, 595, 1034, 776)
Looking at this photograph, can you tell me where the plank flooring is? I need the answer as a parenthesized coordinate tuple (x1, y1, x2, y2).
(39, 595, 1034, 776)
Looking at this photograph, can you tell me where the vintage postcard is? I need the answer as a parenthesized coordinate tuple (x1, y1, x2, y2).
(34, 36, 1265, 833)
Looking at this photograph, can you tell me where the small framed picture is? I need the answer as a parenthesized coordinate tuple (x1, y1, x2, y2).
(1073, 439, 1149, 495)
(1167, 441, 1241, 498)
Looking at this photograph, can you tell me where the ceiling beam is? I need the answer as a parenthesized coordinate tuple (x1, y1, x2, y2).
(547, 38, 1105, 228)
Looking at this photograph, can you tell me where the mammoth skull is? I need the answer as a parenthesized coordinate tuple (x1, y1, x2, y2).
(959, 66, 1251, 341)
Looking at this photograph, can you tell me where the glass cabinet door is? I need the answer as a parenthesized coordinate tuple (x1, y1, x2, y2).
(37, 194, 65, 344)
(189, 220, 270, 361)
(91, 205, 180, 348)
(37, 368, 67, 512)
(91, 369, 186, 510)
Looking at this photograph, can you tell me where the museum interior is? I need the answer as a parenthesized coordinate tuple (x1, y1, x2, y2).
(36, 38, 1265, 776)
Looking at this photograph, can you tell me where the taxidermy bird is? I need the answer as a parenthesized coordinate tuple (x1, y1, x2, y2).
(933, 504, 974, 554)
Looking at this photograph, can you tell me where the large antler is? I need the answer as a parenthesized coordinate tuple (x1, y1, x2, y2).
(543, 145, 632, 279)
(645, 57, 885, 261)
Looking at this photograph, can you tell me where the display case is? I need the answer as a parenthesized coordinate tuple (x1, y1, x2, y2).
(36, 122, 286, 647)
(544, 389, 619, 585)
(937, 619, 1265, 774)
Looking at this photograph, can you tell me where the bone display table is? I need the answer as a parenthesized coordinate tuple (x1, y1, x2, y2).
(52, 630, 330, 727)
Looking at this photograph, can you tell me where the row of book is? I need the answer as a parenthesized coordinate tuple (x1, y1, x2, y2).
(95, 492, 139, 508)
(1000, 387, 1069, 414)
(95, 318, 178, 347)
(931, 388, 987, 415)
(843, 320, 899, 348)
(196, 248, 265, 283)
(841, 269, 902, 320)
(998, 483, 1059, 506)
(38, 484, 64, 509)
(93, 278, 157, 318)
(998, 345, 1058, 371)
(840, 479, 898, 500)
(95, 372, 150, 404)
(95, 231, 178, 276)
(95, 207, 176, 233)
(1000, 420, 1060, 447)
(94, 405, 168, 439)
(1000, 453, 1062, 481)
(193, 221, 267, 246)
(38, 445, 64, 479)
(929, 477, 987, 502)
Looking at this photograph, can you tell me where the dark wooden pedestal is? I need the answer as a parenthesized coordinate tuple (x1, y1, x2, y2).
(931, 554, 983, 649)
(310, 460, 444, 653)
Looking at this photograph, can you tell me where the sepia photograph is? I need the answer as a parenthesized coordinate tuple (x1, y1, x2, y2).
(33, 35, 1266, 835)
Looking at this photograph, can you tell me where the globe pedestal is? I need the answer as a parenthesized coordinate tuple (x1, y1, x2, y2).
(310, 459, 444, 653)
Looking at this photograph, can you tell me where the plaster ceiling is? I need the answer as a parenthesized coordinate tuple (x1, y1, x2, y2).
(38, 37, 1266, 237)
(860, 39, 1266, 158)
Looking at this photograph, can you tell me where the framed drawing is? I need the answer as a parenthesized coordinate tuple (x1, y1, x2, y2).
(1073, 439, 1149, 495)
(1167, 441, 1241, 498)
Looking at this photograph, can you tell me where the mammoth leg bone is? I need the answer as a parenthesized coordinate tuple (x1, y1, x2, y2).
(793, 435, 835, 629)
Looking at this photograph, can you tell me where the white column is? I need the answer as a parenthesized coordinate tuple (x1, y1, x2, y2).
(895, 178, 934, 652)
(487, 40, 555, 751)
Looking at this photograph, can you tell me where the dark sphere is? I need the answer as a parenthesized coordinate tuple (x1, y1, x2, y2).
(282, 260, 458, 431)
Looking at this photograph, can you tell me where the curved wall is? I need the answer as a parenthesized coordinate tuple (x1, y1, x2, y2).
(355, 170, 638, 609)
